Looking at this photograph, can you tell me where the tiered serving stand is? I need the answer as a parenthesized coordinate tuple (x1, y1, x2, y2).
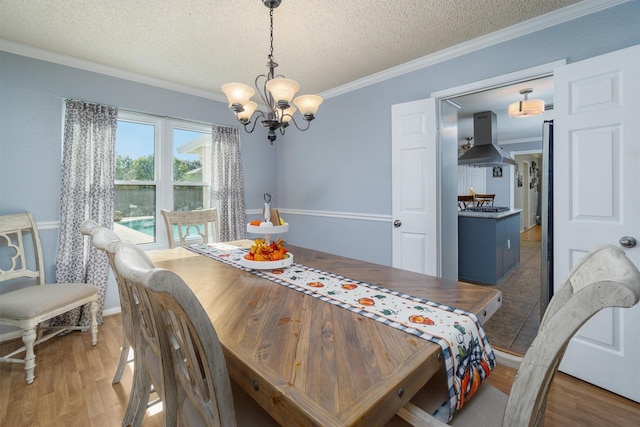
(240, 222, 294, 269)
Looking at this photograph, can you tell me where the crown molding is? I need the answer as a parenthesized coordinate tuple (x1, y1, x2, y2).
(0, 0, 628, 102)
(0, 39, 227, 103)
(319, 0, 629, 99)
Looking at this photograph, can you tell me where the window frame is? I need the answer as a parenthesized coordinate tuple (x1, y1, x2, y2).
(115, 111, 211, 249)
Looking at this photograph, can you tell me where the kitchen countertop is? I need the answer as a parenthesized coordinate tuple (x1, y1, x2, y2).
(458, 208, 522, 219)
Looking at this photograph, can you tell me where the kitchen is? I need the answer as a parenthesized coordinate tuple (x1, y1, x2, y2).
(457, 110, 523, 286)
(452, 77, 553, 285)
(451, 81, 552, 352)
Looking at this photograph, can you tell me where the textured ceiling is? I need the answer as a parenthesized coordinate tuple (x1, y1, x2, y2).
(0, 0, 581, 98)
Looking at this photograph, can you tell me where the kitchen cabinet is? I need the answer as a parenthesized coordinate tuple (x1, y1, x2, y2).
(458, 210, 520, 285)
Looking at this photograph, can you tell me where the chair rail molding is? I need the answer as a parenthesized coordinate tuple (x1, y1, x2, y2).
(246, 208, 392, 223)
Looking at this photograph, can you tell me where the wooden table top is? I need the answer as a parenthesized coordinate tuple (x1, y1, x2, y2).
(147, 244, 502, 427)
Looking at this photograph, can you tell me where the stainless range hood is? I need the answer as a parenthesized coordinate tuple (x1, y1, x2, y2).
(458, 111, 516, 167)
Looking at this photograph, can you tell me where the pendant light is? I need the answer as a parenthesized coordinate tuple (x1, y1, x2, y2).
(508, 88, 545, 118)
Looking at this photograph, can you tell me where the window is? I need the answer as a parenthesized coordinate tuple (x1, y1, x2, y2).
(114, 111, 211, 247)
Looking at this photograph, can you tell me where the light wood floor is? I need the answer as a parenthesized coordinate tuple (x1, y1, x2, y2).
(0, 315, 163, 427)
(2, 315, 639, 426)
(520, 224, 542, 242)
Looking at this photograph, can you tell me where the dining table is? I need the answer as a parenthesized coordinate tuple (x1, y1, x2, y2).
(147, 242, 502, 427)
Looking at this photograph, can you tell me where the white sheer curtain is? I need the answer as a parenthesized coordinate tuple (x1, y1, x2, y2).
(55, 99, 117, 326)
(211, 125, 247, 241)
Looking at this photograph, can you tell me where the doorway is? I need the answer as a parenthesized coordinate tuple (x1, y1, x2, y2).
(452, 99, 547, 353)
(513, 152, 543, 232)
(432, 62, 561, 353)
(522, 160, 531, 228)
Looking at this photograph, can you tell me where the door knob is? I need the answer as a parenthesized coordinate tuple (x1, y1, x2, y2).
(393, 220, 402, 228)
(619, 236, 637, 248)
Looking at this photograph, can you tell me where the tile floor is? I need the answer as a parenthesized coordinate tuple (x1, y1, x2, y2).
(482, 225, 542, 354)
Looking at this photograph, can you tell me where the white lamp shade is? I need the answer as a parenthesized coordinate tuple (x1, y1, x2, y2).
(280, 106, 296, 123)
(237, 101, 258, 122)
(294, 94, 323, 116)
(265, 78, 300, 104)
(221, 83, 255, 106)
(508, 99, 545, 118)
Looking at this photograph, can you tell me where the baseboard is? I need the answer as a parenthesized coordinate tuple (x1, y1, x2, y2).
(103, 306, 122, 317)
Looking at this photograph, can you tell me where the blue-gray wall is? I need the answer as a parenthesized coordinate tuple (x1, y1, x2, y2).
(1, 1, 639, 313)
(277, 0, 640, 265)
(0, 53, 276, 312)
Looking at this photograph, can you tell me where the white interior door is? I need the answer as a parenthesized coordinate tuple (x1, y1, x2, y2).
(554, 44, 640, 402)
(391, 99, 438, 276)
(457, 165, 486, 195)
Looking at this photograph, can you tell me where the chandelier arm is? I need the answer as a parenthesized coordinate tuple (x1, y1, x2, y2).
(285, 115, 312, 132)
(255, 75, 272, 111)
(241, 110, 267, 134)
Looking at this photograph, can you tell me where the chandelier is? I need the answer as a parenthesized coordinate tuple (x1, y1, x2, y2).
(221, 0, 323, 144)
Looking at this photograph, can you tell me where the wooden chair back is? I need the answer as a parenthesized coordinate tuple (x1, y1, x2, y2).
(161, 208, 219, 248)
(114, 242, 237, 426)
(81, 221, 136, 387)
(503, 244, 640, 426)
(457, 195, 474, 210)
(111, 240, 165, 426)
(474, 194, 495, 206)
(84, 223, 159, 425)
(392, 244, 640, 427)
(0, 212, 46, 286)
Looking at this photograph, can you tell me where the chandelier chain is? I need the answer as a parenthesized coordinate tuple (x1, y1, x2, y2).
(269, 7, 274, 62)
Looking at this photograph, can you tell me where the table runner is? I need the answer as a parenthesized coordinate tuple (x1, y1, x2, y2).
(186, 243, 496, 422)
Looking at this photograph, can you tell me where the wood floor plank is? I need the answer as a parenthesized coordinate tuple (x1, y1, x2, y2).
(2, 314, 639, 426)
(487, 361, 640, 426)
(37, 392, 57, 427)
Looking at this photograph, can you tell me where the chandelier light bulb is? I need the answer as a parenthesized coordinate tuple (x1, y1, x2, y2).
(265, 77, 300, 107)
(222, 83, 255, 110)
(294, 94, 323, 118)
(237, 101, 258, 123)
(280, 106, 296, 123)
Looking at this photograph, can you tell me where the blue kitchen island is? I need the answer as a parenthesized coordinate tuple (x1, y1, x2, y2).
(458, 209, 521, 285)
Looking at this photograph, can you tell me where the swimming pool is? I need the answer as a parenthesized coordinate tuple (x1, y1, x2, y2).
(118, 217, 203, 240)
(118, 217, 156, 236)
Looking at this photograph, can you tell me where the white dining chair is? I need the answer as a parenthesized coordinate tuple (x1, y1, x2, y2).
(388, 244, 640, 426)
(0, 212, 99, 384)
(83, 221, 160, 427)
(82, 220, 131, 385)
(114, 241, 280, 426)
(161, 208, 219, 248)
(116, 244, 166, 427)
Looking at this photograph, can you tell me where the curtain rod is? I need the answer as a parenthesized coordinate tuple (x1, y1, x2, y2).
(118, 107, 213, 126)
(119, 108, 237, 131)
(62, 99, 238, 130)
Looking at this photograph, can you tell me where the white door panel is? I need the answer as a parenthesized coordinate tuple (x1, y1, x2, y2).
(555, 44, 640, 402)
(457, 165, 486, 195)
(392, 99, 438, 276)
(400, 234, 429, 274)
